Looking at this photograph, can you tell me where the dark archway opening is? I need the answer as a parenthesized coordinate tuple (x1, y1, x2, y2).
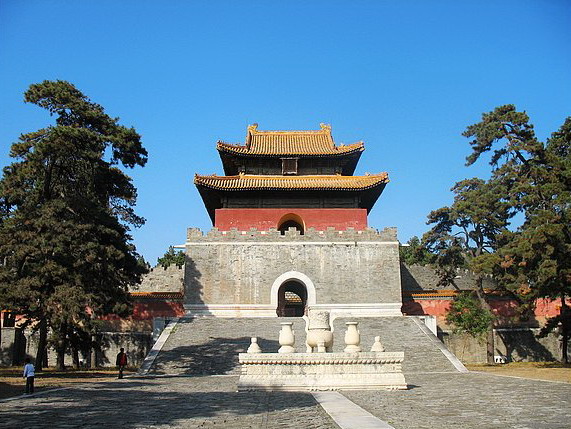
(278, 213, 305, 235)
(276, 281, 307, 317)
(278, 220, 304, 235)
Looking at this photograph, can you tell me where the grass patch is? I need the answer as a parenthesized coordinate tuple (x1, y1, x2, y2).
(466, 361, 571, 383)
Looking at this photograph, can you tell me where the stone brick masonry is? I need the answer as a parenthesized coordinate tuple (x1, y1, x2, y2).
(184, 227, 402, 312)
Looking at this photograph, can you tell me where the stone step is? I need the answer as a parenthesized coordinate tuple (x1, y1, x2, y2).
(149, 316, 457, 375)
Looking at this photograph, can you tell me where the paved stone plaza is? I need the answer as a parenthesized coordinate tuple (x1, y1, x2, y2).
(1, 372, 569, 428)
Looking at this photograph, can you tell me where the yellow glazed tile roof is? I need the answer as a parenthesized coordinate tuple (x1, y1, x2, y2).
(194, 173, 389, 191)
(217, 123, 364, 156)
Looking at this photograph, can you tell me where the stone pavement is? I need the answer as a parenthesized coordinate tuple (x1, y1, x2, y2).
(1, 371, 569, 428)
(343, 372, 571, 429)
(0, 375, 339, 429)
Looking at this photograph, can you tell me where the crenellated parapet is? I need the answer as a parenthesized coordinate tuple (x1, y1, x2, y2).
(186, 226, 398, 243)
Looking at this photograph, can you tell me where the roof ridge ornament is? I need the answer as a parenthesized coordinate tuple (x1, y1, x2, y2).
(320, 123, 331, 133)
(246, 123, 258, 149)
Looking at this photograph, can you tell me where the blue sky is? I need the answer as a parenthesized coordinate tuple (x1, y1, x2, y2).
(1, 0, 570, 265)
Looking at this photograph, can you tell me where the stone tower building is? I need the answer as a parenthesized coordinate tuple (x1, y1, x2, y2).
(185, 124, 402, 318)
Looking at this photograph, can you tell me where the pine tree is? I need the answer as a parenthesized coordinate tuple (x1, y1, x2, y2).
(157, 246, 186, 269)
(399, 236, 435, 266)
(0, 80, 148, 370)
(422, 178, 511, 363)
(463, 106, 570, 363)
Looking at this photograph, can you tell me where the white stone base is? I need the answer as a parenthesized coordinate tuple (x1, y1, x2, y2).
(184, 303, 403, 318)
(184, 304, 276, 317)
(313, 303, 403, 318)
(237, 352, 407, 391)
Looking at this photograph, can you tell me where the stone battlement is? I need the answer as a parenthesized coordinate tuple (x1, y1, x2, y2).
(186, 226, 398, 242)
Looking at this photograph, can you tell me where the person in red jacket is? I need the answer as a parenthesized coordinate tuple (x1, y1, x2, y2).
(116, 348, 127, 379)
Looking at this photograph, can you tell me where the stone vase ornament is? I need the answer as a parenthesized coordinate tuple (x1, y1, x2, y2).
(305, 309, 333, 353)
(344, 321, 362, 353)
(278, 322, 295, 353)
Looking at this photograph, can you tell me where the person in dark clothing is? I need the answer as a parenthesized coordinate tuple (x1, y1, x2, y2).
(23, 357, 35, 394)
(116, 348, 128, 379)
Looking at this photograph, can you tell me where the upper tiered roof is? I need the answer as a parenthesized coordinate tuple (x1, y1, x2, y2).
(217, 123, 364, 157)
(195, 124, 388, 223)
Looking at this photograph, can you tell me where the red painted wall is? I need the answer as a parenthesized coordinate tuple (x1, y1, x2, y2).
(214, 208, 368, 231)
(132, 301, 186, 319)
(402, 297, 570, 326)
(101, 300, 185, 321)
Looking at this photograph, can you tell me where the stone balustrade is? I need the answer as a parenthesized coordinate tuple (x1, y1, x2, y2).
(237, 319, 408, 391)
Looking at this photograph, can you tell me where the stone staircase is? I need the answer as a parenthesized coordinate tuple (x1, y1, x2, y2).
(331, 317, 458, 373)
(149, 316, 459, 375)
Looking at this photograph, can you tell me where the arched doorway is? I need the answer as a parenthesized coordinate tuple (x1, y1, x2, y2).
(278, 213, 305, 235)
(276, 280, 307, 317)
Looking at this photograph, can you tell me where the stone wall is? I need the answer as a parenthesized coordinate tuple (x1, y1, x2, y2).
(440, 328, 568, 364)
(1, 327, 24, 365)
(1, 327, 152, 367)
(133, 264, 184, 293)
(184, 227, 402, 309)
(401, 264, 496, 291)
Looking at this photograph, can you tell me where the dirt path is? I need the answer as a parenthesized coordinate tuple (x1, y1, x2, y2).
(1, 362, 569, 401)
(0, 368, 136, 400)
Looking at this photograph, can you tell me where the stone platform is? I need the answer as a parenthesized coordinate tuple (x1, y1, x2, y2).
(238, 352, 407, 391)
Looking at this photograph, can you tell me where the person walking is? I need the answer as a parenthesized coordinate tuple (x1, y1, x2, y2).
(116, 347, 127, 379)
(23, 358, 35, 395)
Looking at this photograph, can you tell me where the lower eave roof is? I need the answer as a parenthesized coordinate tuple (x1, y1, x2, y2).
(194, 173, 389, 191)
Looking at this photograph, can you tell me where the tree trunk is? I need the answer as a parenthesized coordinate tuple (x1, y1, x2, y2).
(72, 345, 80, 369)
(561, 295, 569, 364)
(34, 318, 48, 372)
(56, 343, 66, 371)
(56, 327, 67, 371)
(486, 327, 495, 364)
(89, 334, 98, 368)
(475, 276, 495, 365)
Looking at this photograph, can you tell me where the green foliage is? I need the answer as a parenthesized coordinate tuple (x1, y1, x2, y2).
(416, 104, 570, 362)
(422, 177, 511, 288)
(399, 236, 435, 266)
(0, 80, 148, 368)
(461, 105, 571, 362)
(463, 105, 539, 168)
(446, 291, 495, 340)
(157, 246, 185, 269)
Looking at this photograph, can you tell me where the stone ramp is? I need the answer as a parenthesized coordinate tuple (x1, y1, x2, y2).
(150, 317, 306, 375)
(149, 316, 458, 375)
(331, 317, 458, 373)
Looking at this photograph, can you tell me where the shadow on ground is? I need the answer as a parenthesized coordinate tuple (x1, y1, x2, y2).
(151, 336, 280, 375)
(0, 377, 334, 428)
